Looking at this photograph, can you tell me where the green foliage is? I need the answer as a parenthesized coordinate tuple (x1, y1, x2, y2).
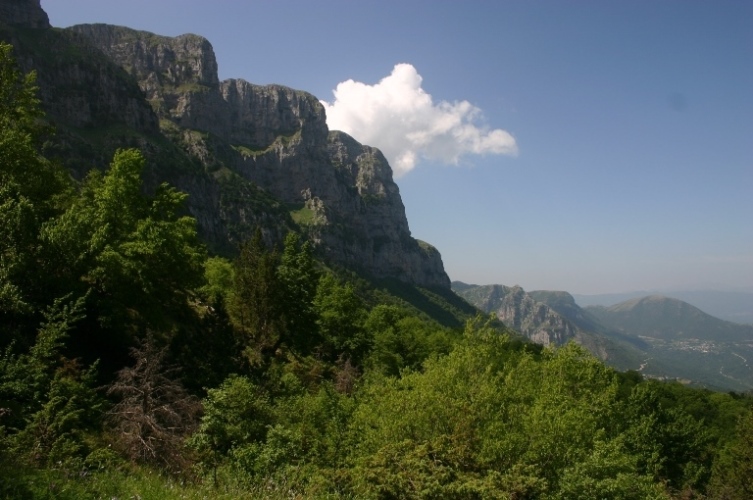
(620, 381, 713, 491)
(313, 273, 369, 364)
(43, 149, 206, 332)
(556, 439, 668, 499)
(377, 277, 479, 328)
(0, 42, 63, 208)
(277, 232, 320, 354)
(0, 296, 86, 425)
(16, 365, 102, 466)
(228, 228, 286, 365)
(346, 337, 672, 498)
(271, 382, 355, 468)
(289, 204, 316, 226)
(0, 294, 104, 468)
(172, 255, 239, 392)
(189, 374, 273, 482)
(199, 255, 234, 306)
(0, 43, 71, 324)
(365, 304, 454, 376)
(709, 406, 753, 499)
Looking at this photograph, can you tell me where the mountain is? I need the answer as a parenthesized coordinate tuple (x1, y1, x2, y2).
(0, 0, 49, 29)
(586, 295, 753, 342)
(584, 296, 753, 391)
(528, 290, 650, 351)
(455, 283, 753, 391)
(452, 282, 652, 370)
(453, 283, 577, 346)
(0, 2, 449, 292)
(528, 290, 605, 334)
(574, 290, 753, 325)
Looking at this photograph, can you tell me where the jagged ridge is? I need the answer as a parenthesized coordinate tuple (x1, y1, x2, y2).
(0, 4, 450, 288)
(453, 283, 577, 345)
(66, 23, 450, 288)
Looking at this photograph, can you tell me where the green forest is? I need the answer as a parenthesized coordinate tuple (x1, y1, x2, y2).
(1, 42, 752, 499)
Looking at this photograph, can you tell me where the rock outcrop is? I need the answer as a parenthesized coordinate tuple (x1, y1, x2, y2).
(453, 282, 656, 370)
(455, 284, 578, 345)
(2, 14, 451, 288)
(0, 25, 157, 139)
(0, 0, 49, 29)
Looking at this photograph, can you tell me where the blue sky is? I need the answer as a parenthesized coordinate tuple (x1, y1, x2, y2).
(42, 0, 753, 294)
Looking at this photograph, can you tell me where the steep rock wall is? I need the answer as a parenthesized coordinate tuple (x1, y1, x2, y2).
(457, 284, 578, 345)
(0, 0, 49, 29)
(65, 23, 450, 288)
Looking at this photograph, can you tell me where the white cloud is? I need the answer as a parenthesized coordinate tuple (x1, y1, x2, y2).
(321, 63, 518, 177)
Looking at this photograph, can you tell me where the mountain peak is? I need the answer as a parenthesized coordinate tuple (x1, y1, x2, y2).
(609, 295, 694, 314)
(0, 0, 49, 29)
(589, 295, 753, 342)
(69, 24, 220, 91)
(529, 290, 577, 307)
(453, 283, 577, 346)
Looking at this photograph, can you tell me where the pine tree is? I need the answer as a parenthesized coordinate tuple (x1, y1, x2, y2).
(278, 232, 320, 354)
(228, 228, 286, 365)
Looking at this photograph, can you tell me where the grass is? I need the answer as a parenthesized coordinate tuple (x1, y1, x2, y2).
(289, 203, 316, 226)
(232, 131, 303, 159)
(232, 144, 259, 159)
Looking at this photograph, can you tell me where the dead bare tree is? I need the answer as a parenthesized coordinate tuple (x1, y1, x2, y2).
(107, 334, 201, 473)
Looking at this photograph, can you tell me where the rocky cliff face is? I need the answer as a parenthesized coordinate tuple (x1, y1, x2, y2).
(456, 284, 578, 345)
(3, 14, 450, 288)
(529, 290, 606, 334)
(453, 282, 655, 368)
(0, 0, 49, 29)
(0, 26, 158, 138)
(68, 24, 226, 134)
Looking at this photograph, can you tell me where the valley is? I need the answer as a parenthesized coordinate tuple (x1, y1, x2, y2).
(455, 282, 753, 392)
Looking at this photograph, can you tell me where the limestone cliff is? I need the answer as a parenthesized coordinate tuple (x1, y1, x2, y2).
(0, 0, 48, 29)
(454, 282, 653, 369)
(1, 10, 451, 288)
(0, 26, 158, 139)
(66, 23, 450, 288)
(455, 284, 577, 345)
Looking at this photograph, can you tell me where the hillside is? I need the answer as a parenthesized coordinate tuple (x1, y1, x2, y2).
(528, 289, 651, 351)
(456, 283, 753, 391)
(586, 295, 753, 342)
(452, 282, 651, 371)
(574, 290, 753, 325)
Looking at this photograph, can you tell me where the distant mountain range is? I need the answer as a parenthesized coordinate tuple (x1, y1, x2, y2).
(454, 282, 753, 392)
(585, 295, 753, 342)
(574, 290, 753, 325)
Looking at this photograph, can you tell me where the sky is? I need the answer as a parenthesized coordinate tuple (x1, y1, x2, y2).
(42, 0, 753, 295)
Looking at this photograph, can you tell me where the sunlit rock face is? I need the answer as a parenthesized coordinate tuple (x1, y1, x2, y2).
(28, 22, 452, 288)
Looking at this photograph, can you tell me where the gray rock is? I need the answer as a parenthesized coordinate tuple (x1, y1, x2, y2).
(457, 284, 577, 345)
(66, 23, 451, 288)
(0, 0, 49, 29)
